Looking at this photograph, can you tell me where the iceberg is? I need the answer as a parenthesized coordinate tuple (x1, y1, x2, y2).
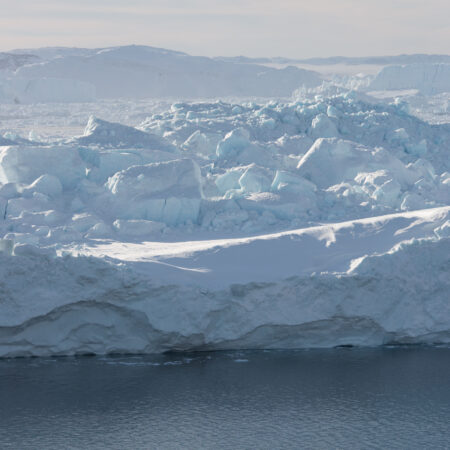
(0, 52, 449, 356)
(0, 207, 448, 357)
(369, 64, 450, 95)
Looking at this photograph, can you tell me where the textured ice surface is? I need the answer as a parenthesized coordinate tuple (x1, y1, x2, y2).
(0, 96, 449, 238)
(0, 52, 449, 355)
(105, 159, 202, 225)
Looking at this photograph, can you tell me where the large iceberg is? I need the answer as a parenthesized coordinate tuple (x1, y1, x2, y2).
(369, 64, 450, 95)
(0, 207, 448, 357)
(9, 45, 321, 100)
(0, 74, 449, 356)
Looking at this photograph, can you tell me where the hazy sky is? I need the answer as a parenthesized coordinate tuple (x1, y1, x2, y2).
(1, 0, 449, 57)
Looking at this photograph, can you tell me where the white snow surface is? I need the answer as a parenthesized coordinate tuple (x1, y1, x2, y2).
(0, 50, 449, 356)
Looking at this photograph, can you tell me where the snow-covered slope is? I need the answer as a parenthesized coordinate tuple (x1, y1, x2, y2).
(10, 45, 321, 101)
(9, 47, 99, 62)
(0, 52, 39, 72)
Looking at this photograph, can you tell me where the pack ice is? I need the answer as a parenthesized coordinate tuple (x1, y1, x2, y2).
(0, 58, 449, 356)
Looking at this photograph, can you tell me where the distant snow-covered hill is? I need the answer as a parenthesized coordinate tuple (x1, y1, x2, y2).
(9, 47, 100, 62)
(0, 52, 39, 72)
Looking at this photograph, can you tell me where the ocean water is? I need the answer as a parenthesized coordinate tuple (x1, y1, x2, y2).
(0, 348, 449, 449)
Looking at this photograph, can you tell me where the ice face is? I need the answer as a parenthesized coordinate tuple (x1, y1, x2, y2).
(105, 159, 203, 225)
(0, 207, 449, 357)
(370, 64, 450, 95)
(216, 128, 251, 159)
(0, 146, 85, 189)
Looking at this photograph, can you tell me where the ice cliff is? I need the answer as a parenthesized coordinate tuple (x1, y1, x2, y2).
(369, 64, 450, 95)
(0, 208, 449, 357)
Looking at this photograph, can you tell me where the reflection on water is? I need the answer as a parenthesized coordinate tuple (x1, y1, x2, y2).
(1, 348, 449, 449)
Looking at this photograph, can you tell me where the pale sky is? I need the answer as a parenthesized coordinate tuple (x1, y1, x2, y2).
(1, 0, 449, 57)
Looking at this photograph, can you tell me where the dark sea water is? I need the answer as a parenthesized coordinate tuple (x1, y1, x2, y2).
(0, 348, 449, 449)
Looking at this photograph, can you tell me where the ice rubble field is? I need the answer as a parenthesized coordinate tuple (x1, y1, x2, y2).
(0, 68, 450, 356)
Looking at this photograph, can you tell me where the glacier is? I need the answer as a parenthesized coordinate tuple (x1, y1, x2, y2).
(0, 45, 449, 357)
